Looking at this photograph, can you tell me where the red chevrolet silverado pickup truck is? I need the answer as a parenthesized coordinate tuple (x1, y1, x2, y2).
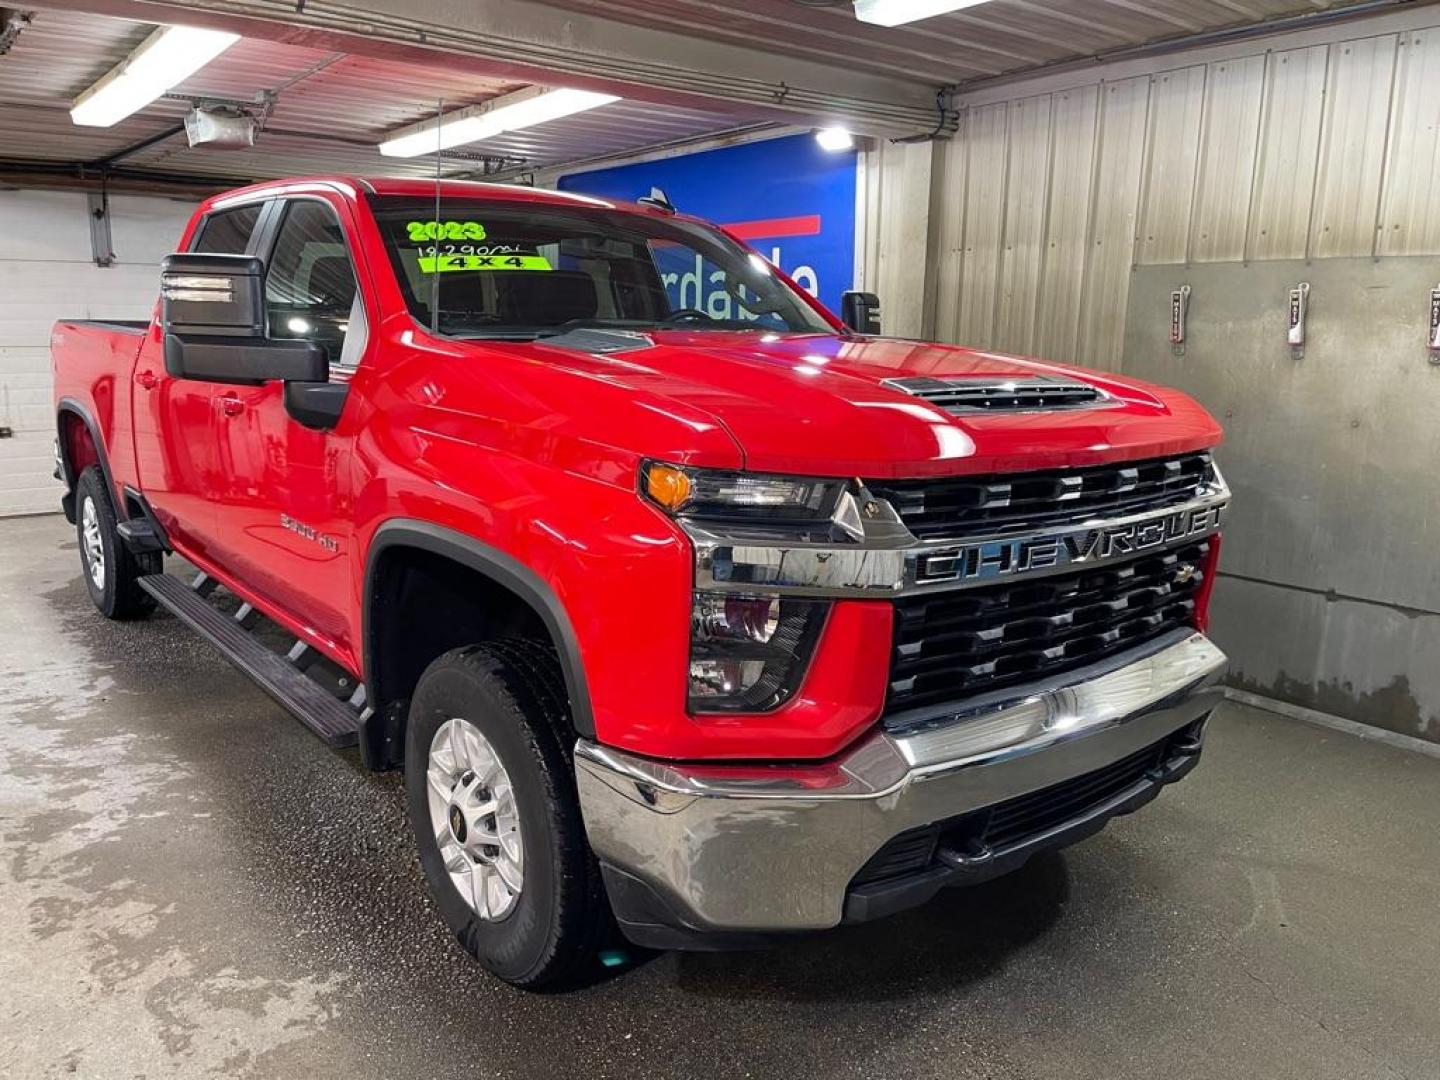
(51, 175, 1229, 988)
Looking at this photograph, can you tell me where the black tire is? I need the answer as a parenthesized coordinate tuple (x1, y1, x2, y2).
(405, 640, 608, 989)
(75, 467, 159, 620)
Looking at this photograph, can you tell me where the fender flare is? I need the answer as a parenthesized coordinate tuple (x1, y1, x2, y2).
(56, 397, 115, 515)
(363, 519, 595, 738)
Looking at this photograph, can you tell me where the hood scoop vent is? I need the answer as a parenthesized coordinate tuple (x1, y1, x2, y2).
(880, 375, 1107, 413)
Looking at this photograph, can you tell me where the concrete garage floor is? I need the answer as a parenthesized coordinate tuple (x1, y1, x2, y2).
(2, 514, 1437, 1080)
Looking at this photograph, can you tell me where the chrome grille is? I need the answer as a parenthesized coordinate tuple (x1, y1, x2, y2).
(868, 451, 1214, 540)
(886, 540, 1210, 715)
(880, 375, 1105, 412)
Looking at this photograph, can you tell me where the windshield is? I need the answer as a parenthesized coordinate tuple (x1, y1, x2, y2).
(366, 194, 834, 339)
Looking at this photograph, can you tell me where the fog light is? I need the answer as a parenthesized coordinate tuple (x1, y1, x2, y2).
(688, 658, 768, 700)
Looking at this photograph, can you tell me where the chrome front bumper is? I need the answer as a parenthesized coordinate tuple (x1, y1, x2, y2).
(576, 629, 1226, 945)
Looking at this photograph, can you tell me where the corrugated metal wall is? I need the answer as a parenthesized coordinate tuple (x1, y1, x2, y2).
(861, 9, 1440, 744)
(883, 18, 1440, 366)
(858, 138, 933, 339)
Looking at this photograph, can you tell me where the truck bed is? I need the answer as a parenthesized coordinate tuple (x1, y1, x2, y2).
(58, 319, 149, 333)
(51, 318, 153, 507)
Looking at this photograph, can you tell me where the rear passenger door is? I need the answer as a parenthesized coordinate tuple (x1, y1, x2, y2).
(205, 196, 369, 664)
(133, 200, 270, 561)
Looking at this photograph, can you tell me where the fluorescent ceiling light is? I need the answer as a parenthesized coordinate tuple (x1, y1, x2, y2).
(814, 126, 854, 151)
(378, 86, 621, 158)
(378, 113, 503, 159)
(71, 25, 239, 127)
(853, 0, 990, 27)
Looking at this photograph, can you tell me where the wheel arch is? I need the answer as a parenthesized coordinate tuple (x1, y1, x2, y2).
(362, 519, 595, 767)
(56, 398, 113, 523)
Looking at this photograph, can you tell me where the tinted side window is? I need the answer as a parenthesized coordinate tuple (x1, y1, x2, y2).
(265, 201, 362, 369)
(192, 204, 262, 255)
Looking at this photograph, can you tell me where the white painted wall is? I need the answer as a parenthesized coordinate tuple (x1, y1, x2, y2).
(0, 189, 197, 516)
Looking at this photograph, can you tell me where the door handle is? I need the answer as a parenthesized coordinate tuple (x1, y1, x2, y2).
(135, 370, 158, 390)
(216, 395, 245, 417)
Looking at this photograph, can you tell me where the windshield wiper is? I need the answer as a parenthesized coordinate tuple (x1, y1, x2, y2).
(446, 330, 545, 341)
(534, 318, 663, 338)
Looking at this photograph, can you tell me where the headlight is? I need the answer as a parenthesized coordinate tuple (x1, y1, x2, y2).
(688, 592, 826, 712)
(643, 462, 843, 524)
(644, 463, 840, 712)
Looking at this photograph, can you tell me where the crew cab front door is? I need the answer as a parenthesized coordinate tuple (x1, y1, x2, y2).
(205, 195, 369, 667)
(134, 201, 269, 560)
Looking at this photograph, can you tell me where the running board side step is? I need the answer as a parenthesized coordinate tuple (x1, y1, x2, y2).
(139, 573, 361, 748)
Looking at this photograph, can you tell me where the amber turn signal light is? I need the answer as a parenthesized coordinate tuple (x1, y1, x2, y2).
(644, 463, 693, 512)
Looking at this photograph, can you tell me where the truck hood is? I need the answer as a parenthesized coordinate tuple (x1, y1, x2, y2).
(483, 330, 1222, 478)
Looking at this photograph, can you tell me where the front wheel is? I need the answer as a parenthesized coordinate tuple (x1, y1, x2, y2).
(404, 641, 608, 989)
(75, 467, 159, 620)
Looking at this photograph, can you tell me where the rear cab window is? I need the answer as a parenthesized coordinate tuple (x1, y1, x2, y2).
(191, 203, 263, 255)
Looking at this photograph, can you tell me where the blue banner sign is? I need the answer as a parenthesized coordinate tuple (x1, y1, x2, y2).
(557, 133, 858, 315)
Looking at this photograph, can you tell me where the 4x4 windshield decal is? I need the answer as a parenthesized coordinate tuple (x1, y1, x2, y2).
(417, 253, 553, 273)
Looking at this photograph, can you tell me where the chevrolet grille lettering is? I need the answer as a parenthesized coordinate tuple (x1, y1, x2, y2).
(917, 503, 1224, 586)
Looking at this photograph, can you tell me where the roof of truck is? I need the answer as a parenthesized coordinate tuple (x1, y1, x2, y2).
(207, 174, 635, 212)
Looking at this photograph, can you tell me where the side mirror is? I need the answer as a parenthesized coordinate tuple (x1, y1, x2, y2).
(160, 253, 327, 386)
(841, 290, 882, 335)
(162, 252, 264, 336)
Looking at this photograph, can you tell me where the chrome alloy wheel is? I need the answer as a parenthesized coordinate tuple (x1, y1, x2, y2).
(81, 496, 106, 591)
(427, 718, 524, 920)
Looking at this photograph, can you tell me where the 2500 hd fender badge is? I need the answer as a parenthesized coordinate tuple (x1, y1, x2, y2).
(279, 513, 340, 554)
(916, 502, 1225, 586)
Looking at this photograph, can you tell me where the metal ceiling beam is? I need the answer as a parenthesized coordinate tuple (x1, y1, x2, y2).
(0, 160, 236, 196)
(33, 0, 953, 137)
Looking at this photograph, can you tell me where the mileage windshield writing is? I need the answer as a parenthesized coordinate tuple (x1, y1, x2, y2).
(404, 220, 552, 273)
(368, 198, 834, 336)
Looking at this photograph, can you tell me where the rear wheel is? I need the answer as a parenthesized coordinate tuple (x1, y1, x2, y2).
(75, 467, 159, 620)
(405, 641, 608, 989)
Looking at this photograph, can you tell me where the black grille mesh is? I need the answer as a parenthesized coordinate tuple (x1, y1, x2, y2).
(849, 727, 1198, 889)
(886, 541, 1210, 715)
(975, 741, 1162, 851)
(868, 452, 1213, 540)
